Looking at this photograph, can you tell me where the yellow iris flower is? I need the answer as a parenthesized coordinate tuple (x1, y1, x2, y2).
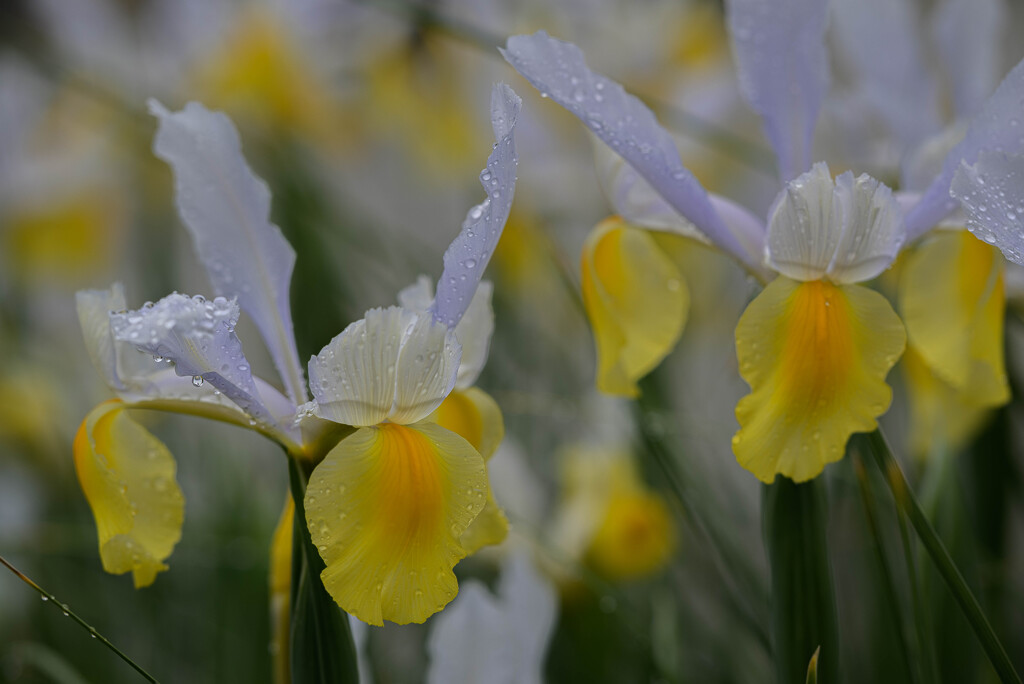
(73, 86, 522, 627)
(503, 27, 1024, 483)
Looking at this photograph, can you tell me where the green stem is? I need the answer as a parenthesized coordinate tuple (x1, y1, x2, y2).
(0, 555, 160, 683)
(866, 430, 1021, 684)
(851, 451, 920, 684)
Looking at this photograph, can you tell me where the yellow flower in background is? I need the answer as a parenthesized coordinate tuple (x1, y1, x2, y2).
(72, 85, 522, 628)
(552, 446, 674, 581)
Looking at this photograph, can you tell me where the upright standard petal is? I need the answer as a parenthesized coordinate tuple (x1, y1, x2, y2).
(77, 283, 128, 391)
(431, 84, 520, 329)
(581, 217, 688, 397)
(309, 307, 417, 427)
(766, 164, 904, 284)
(305, 422, 487, 626)
(390, 313, 462, 425)
(149, 100, 307, 406)
(73, 401, 185, 588)
(733, 277, 906, 483)
(110, 293, 273, 423)
(725, 0, 829, 182)
(501, 32, 758, 272)
(899, 230, 1009, 407)
(400, 276, 495, 390)
(951, 150, 1024, 265)
(931, 0, 1006, 119)
(905, 57, 1024, 240)
(831, 0, 940, 147)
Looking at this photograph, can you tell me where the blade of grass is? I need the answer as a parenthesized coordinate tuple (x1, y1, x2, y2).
(866, 429, 1021, 684)
(0, 555, 159, 683)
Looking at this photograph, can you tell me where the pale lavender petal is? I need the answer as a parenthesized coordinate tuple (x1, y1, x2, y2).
(832, 0, 941, 147)
(501, 32, 756, 272)
(905, 58, 1024, 240)
(952, 150, 1024, 264)
(110, 293, 273, 423)
(149, 100, 307, 406)
(430, 84, 520, 329)
(497, 552, 557, 684)
(931, 0, 1006, 119)
(725, 0, 829, 182)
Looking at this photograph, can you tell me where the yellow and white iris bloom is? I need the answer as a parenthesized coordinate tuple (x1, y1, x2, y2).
(73, 84, 522, 626)
(503, 13, 1024, 483)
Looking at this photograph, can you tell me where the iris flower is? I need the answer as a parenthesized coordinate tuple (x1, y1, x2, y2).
(501, 0, 1024, 483)
(73, 83, 521, 625)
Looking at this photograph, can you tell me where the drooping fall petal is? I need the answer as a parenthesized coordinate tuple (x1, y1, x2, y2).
(581, 217, 688, 397)
(733, 277, 905, 483)
(73, 400, 185, 588)
(305, 423, 486, 626)
(432, 388, 508, 554)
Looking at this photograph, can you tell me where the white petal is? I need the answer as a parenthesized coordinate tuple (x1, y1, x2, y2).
(766, 163, 842, 281)
(426, 583, 513, 684)
(952, 150, 1024, 265)
(308, 307, 415, 427)
(397, 275, 435, 312)
(390, 314, 461, 425)
(905, 57, 1024, 240)
(931, 0, 1006, 119)
(828, 172, 905, 283)
(497, 552, 558, 684)
(831, 0, 940, 147)
(453, 282, 494, 389)
(726, 0, 829, 182)
(501, 32, 760, 272)
(431, 84, 520, 329)
(149, 100, 307, 406)
(76, 283, 127, 391)
(109, 293, 272, 422)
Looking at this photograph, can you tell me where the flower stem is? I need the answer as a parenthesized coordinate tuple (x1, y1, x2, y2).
(866, 429, 1021, 684)
(0, 555, 159, 683)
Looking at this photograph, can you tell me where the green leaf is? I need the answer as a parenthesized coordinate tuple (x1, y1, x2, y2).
(287, 457, 360, 684)
(763, 476, 839, 684)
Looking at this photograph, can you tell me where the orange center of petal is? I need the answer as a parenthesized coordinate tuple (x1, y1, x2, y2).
(375, 423, 445, 544)
(777, 280, 854, 411)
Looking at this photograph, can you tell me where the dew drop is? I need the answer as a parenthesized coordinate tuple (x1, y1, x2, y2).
(192, 375, 204, 387)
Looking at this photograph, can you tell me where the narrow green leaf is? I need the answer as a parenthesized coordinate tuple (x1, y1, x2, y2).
(287, 457, 360, 684)
(763, 477, 839, 684)
(866, 430, 1022, 684)
(805, 646, 820, 684)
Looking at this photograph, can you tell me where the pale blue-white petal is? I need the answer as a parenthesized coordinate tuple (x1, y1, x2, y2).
(426, 583, 514, 684)
(831, 0, 940, 147)
(430, 84, 521, 329)
(501, 32, 756, 273)
(149, 100, 307, 406)
(725, 0, 829, 183)
(308, 306, 415, 427)
(497, 552, 558, 684)
(400, 276, 494, 390)
(952, 150, 1024, 264)
(905, 57, 1024, 241)
(931, 0, 1006, 119)
(390, 313, 461, 424)
(76, 283, 128, 391)
(109, 293, 273, 423)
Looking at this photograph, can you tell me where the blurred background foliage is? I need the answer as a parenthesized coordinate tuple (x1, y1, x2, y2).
(1, 0, 1023, 682)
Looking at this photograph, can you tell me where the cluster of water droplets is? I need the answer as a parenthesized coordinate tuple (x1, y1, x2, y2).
(953, 150, 1024, 265)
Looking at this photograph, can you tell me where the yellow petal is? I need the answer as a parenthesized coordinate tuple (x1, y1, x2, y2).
(900, 230, 1009, 407)
(430, 388, 509, 553)
(901, 345, 990, 459)
(305, 423, 486, 626)
(733, 277, 906, 483)
(269, 497, 294, 684)
(581, 217, 689, 397)
(586, 490, 675, 581)
(73, 400, 185, 587)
